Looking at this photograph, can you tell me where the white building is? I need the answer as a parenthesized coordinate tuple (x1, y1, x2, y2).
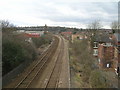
(25, 31, 44, 36)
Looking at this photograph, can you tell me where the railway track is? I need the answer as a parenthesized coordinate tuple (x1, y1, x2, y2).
(14, 36, 59, 89)
(14, 35, 65, 89)
(45, 36, 64, 89)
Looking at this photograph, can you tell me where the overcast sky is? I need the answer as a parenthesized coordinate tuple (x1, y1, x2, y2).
(0, 0, 119, 29)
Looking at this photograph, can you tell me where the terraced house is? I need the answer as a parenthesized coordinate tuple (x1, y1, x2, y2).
(93, 33, 120, 76)
(93, 34, 114, 68)
(112, 33, 120, 76)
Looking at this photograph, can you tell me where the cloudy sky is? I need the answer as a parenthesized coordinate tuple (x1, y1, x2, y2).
(0, 0, 119, 29)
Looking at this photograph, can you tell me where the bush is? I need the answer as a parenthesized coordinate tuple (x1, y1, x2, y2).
(89, 70, 107, 88)
(2, 40, 24, 75)
(2, 30, 37, 76)
(32, 34, 52, 48)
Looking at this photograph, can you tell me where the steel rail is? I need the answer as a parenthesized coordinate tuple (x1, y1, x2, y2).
(15, 37, 59, 89)
(45, 36, 64, 89)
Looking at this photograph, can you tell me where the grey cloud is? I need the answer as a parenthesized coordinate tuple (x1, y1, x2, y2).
(0, 0, 118, 28)
(34, 2, 117, 24)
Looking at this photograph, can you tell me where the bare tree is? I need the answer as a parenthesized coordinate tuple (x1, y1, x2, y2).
(0, 20, 14, 28)
(110, 21, 118, 33)
(87, 20, 102, 36)
(88, 20, 102, 30)
(111, 21, 118, 29)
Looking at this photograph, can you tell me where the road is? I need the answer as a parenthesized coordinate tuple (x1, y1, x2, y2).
(4, 35, 70, 88)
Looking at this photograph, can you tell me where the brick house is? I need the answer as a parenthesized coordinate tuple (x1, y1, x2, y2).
(98, 44, 114, 68)
(112, 33, 120, 75)
(93, 34, 112, 56)
(93, 34, 115, 68)
(25, 30, 44, 37)
(25, 33, 40, 38)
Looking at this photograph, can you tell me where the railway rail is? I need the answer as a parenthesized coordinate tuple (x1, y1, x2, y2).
(14, 36, 59, 89)
(45, 36, 64, 88)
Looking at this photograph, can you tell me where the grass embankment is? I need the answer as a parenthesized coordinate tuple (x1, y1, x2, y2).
(69, 39, 110, 88)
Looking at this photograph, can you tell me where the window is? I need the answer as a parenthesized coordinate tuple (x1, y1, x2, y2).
(93, 49, 98, 56)
(98, 59, 100, 64)
(106, 63, 111, 68)
(94, 42, 98, 48)
(104, 43, 112, 46)
(107, 64, 110, 68)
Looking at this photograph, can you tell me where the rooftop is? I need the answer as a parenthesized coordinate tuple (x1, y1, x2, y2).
(94, 33, 112, 43)
(114, 33, 120, 42)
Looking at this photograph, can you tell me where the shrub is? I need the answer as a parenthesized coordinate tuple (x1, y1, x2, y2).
(32, 34, 52, 48)
(2, 40, 25, 75)
(89, 70, 107, 88)
(2, 30, 37, 76)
